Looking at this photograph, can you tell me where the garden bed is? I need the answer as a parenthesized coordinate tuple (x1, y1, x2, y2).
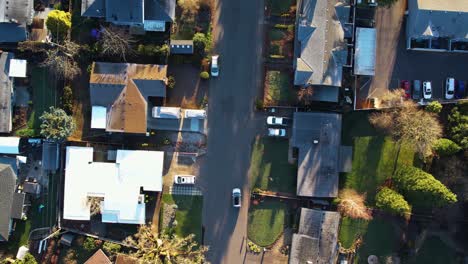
(263, 70, 295, 106)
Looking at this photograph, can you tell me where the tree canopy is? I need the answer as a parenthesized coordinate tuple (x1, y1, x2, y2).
(375, 187, 411, 216)
(448, 101, 468, 149)
(125, 225, 208, 263)
(433, 138, 461, 156)
(46, 10, 71, 40)
(337, 189, 372, 220)
(394, 165, 457, 207)
(40, 107, 76, 142)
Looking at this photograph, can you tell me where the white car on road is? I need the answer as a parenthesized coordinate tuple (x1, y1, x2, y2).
(423, 81, 432, 100)
(211, 55, 219, 77)
(267, 116, 289, 126)
(232, 188, 241, 208)
(174, 175, 195, 185)
(268, 128, 286, 137)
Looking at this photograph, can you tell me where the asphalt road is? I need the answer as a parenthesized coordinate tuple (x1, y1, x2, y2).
(197, 0, 265, 263)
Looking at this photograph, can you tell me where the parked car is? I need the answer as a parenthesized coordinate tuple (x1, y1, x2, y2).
(174, 175, 195, 185)
(400, 80, 411, 98)
(268, 128, 286, 137)
(445, 77, 455, 99)
(423, 81, 432, 99)
(266, 116, 289, 126)
(211, 55, 219, 77)
(412, 80, 421, 100)
(455, 80, 465, 99)
(232, 188, 241, 208)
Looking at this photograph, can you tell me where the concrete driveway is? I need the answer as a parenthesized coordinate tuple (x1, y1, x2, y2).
(196, 0, 265, 262)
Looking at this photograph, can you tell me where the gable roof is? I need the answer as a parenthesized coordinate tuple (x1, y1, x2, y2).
(145, 0, 176, 22)
(290, 208, 340, 264)
(0, 52, 13, 133)
(407, 0, 468, 40)
(63, 147, 164, 224)
(291, 112, 342, 198)
(11, 192, 25, 219)
(89, 62, 167, 133)
(105, 0, 144, 25)
(84, 249, 112, 264)
(81, 0, 106, 17)
(294, 0, 349, 87)
(0, 163, 17, 241)
(0, 23, 27, 43)
(0, 0, 34, 25)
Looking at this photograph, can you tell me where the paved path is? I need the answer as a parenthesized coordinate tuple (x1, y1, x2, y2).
(197, 0, 265, 262)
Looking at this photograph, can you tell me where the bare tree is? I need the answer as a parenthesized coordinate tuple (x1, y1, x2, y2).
(178, 0, 200, 22)
(42, 49, 80, 80)
(369, 92, 442, 158)
(99, 26, 134, 61)
(297, 87, 314, 105)
(338, 189, 373, 220)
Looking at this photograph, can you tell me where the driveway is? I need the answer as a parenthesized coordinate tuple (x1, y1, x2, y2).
(196, 0, 265, 263)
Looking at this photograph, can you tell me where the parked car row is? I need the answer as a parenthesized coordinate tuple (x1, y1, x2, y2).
(401, 78, 466, 100)
(266, 116, 290, 138)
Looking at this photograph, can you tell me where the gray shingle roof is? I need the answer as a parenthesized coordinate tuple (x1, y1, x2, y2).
(291, 112, 342, 198)
(11, 192, 25, 219)
(294, 0, 350, 87)
(0, 0, 34, 25)
(105, 0, 144, 25)
(145, 0, 176, 22)
(289, 208, 341, 264)
(0, 163, 17, 241)
(81, 0, 106, 17)
(0, 23, 27, 43)
(407, 0, 468, 40)
(0, 52, 13, 133)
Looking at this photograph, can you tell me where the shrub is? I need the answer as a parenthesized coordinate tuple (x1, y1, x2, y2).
(255, 99, 264, 110)
(193, 33, 209, 56)
(102, 241, 121, 255)
(433, 138, 461, 156)
(83, 237, 97, 251)
(200, 71, 210, 79)
(248, 241, 261, 253)
(375, 187, 411, 216)
(274, 24, 289, 29)
(46, 10, 71, 39)
(269, 55, 285, 59)
(448, 101, 468, 149)
(15, 128, 35, 137)
(394, 165, 457, 207)
(61, 85, 73, 114)
(167, 76, 176, 89)
(425, 101, 442, 113)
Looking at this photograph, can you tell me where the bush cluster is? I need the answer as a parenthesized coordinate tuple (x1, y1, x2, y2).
(433, 138, 461, 156)
(375, 187, 411, 216)
(248, 241, 261, 253)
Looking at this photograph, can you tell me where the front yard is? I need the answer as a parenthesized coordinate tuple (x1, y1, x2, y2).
(247, 200, 288, 247)
(263, 70, 295, 106)
(161, 194, 204, 243)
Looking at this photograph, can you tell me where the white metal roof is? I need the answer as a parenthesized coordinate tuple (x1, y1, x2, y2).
(91, 106, 107, 129)
(354, 27, 376, 76)
(8, 59, 27, 78)
(0, 137, 20, 154)
(152, 107, 181, 119)
(63, 146, 164, 224)
(184, 109, 206, 119)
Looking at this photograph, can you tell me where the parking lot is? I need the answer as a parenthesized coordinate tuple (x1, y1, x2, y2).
(356, 3, 468, 108)
(264, 107, 296, 138)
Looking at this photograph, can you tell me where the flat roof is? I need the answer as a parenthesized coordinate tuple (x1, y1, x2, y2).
(291, 112, 342, 198)
(354, 27, 376, 76)
(63, 146, 164, 224)
(0, 137, 20, 154)
(91, 106, 107, 129)
(8, 59, 27, 77)
(417, 0, 468, 12)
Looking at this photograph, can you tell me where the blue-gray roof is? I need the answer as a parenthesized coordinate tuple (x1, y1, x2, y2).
(170, 40, 194, 54)
(81, 0, 105, 17)
(145, 0, 176, 22)
(42, 141, 60, 171)
(0, 23, 27, 43)
(105, 0, 144, 25)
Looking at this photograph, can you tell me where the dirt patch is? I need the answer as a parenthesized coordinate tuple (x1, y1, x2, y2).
(161, 203, 178, 230)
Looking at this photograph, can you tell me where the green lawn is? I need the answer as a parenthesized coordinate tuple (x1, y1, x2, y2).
(248, 200, 287, 247)
(31, 67, 58, 133)
(264, 70, 293, 105)
(408, 237, 458, 264)
(161, 194, 203, 242)
(250, 137, 297, 194)
(267, 0, 294, 15)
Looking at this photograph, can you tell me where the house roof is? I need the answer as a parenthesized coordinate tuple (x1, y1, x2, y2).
(170, 40, 194, 54)
(0, 0, 34, 25)
(0, 52, 13, 133)
(0, 163, 17, 241)
(291, 112, 341, 198)
(407, 0, 468, 40)
(115, 254, 138, 264)
(81, 0, 106, 17)
(8, 59, 27, 78)
(11, 192, 25, 219)
(84, 249, 112, 264)
(0, 137, 20, 154)
(145, 0, 176, 22)
(0, 23, 27, 43)
(354, 27, 376, 76)
(294, 0, 349, 87)
(89, 62, 167, 133)
(289, 208, 340, 264)
(105, 0, 144, 25)
(42, 141, 59, 171)
(63, 146, 164, 224)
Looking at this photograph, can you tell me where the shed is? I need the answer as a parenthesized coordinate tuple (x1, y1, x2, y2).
(170, 40, 194, 54)
(8, 59, 27, 78)
(0, 137, 20, 154)
(42, 141, 59, 171)
(354, 27, 376, 76)
(152, 107, 181, 119)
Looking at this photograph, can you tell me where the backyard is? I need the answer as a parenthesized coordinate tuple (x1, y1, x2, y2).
(338, 112, 417, 261)
(161, 194, 204, 243)
(263, 70, 295, 106)
(247, 199, 288, 247)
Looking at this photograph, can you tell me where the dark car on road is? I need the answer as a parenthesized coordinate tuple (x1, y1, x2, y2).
(412, 80, 421, 100)
(401, 80, 411, 99)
